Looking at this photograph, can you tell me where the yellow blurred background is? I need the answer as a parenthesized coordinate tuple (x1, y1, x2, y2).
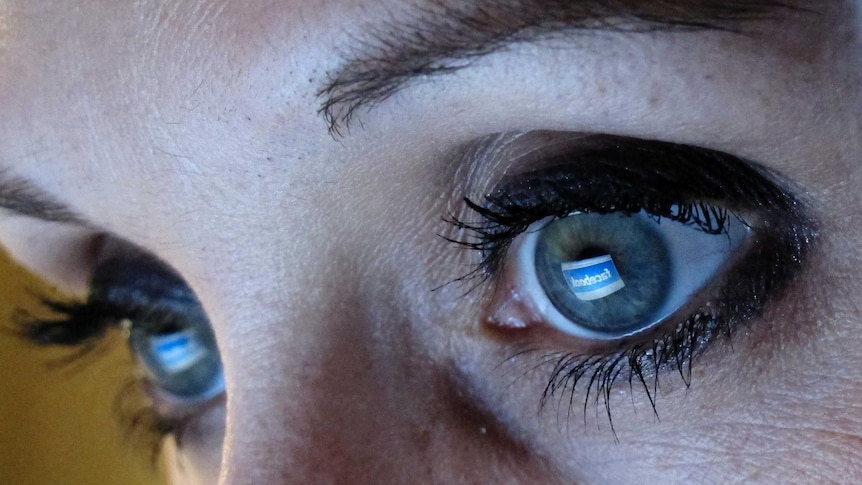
(0, 251, 164, 485)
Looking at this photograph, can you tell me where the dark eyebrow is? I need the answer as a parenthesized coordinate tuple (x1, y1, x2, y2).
(318, 0, 800, 135)
(0, 171, 85, 224)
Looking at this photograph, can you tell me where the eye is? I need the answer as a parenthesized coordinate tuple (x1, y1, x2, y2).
(97, 254, 225, 403)
(17, 240, 224, 441)
(129, 321, 224, 402)
(449, 132, 815, 417)
(520, 208, 747, 339)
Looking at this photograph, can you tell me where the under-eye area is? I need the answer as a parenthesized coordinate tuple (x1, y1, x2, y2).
(447, 133, 817, 428)
(12, 239, 224, 457)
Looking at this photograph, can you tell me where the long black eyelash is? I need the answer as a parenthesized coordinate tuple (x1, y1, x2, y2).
(445, 136, 800, 281)
(15, 250, 205, 350)
(522, 309, 719, 438)
(448, 198, 729, 282)
(11, 299, 180, 463)
(446, 136, 816, 432)
(114, 378, 185, 465)
(15, 298, 123, 348)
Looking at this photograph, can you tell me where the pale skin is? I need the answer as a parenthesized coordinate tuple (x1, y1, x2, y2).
(0, 1, 861, 483)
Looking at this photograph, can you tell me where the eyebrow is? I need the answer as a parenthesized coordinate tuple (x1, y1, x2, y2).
(318, 0, 799, 135)
(0, 172, 85, 224)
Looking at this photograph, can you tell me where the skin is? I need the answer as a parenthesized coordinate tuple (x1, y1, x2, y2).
(0, 1, 861, 483)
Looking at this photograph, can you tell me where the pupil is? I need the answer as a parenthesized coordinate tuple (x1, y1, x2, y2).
(575, 246, 607, 260)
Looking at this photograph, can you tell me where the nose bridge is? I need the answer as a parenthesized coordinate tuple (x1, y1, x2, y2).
(215, 246, 419, 483)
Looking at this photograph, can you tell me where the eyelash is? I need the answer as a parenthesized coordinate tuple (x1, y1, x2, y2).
(450, 198, 731, 283)
(15, 297, 187, 460)
(446, 136, 816, 432)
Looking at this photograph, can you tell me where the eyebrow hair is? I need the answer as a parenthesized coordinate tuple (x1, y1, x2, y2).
(318, 0, 800, 135)
(0, 171, 85, 224)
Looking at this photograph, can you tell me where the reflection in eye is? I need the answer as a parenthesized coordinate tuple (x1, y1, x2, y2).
(450, 134, 816, 424)
(107, 258, 225, 404)
(525, 209, 747, 339)
(133, 327, 223, 400)
(17, 245, 224, 452)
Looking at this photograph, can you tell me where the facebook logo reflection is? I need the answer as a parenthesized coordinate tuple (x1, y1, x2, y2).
(561, 255, 625, 301)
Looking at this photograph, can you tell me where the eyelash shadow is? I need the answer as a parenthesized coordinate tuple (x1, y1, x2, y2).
(446, 135, 817, 435)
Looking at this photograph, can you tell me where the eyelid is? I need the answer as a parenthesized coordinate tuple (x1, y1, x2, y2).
(12, 235, 225, 455)
(457, 132, 808, 214)
(456, 132, 817, 297)
(446, 131, 818, 420)
(0, 216, 102, 296)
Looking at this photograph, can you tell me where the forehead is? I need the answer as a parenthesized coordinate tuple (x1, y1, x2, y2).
(0, 0, 829, 113)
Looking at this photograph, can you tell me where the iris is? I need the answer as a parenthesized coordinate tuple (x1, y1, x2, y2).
(535, 212, 671, 334)
(129, 318, 223, 401)
(520, 208, 749, 339)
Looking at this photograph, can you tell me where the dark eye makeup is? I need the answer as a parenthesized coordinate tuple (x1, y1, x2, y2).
(447, 134, 816, 428)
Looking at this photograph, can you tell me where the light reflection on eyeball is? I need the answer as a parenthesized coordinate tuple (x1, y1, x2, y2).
(513, 209, 749, 339)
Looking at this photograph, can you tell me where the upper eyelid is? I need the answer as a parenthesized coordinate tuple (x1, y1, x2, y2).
(458, 132, 811, 220)
(445, 132, 604, 221)
(447, 132, 818, 283)
(0, 220, 102, 297)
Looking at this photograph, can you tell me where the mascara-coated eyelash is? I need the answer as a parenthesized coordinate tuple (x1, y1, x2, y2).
(15, 246, 224, 456)
(447, 134, 816, 429)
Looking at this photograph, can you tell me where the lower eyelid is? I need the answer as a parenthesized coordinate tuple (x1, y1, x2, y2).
(143, 379, 227, 424)
(115, 376, 226, 458)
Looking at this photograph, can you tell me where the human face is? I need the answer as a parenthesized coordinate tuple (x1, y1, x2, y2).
(0, 0, 860, 483)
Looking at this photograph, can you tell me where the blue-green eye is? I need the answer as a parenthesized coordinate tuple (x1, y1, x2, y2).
(128, 317, 224, 402)
(516, 209, 748, 339)
(89, 252, 225, 403)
